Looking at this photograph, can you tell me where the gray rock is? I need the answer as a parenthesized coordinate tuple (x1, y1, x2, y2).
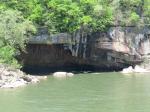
(53, 72, 74, 78)
(0, 64, 46, 89)
(121, 65, 150, 74)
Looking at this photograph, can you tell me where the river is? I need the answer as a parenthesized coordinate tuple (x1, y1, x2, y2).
(1, 72, 150, 112)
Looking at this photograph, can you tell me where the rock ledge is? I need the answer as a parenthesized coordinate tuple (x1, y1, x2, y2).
(0, 64, 47, 88)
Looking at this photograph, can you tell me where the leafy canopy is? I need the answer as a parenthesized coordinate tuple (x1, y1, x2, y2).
(0, 9, 36, 67)
(1, 0, 114, 33)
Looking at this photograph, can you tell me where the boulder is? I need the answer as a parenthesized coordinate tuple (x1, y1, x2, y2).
(22, 76, 32, 82)
(53, 72, 67, 78)
(66, 72, 74, 77)
(22, 75, 40, 83)
(53, 72, 74, 78)
(121, 65, 150, 73)
(134, 65, 149, 73)
(0, 64, 46, 88)
(121, 66, 133, 73)
(1, 79, 26, 88)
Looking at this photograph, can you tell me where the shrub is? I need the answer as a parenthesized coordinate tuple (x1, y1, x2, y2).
(0, 9, 36, 67)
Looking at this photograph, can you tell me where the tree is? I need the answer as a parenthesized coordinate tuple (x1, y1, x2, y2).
(0, 0, 44, 24)
(143, 0, 150, 25)
(44, 0, 83, 33)
(120, 0, 141, 25)
(43, 0, 113, 33)
(0, 9, 36, 67)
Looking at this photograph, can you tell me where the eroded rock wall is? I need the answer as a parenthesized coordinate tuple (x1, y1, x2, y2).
(22, 26, 150, 71)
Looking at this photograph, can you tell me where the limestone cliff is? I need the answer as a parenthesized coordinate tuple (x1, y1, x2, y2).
(21, 26, 150, 72)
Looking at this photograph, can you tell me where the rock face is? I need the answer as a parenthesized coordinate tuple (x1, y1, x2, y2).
(0, 64, 47, 88)
(21, 26, 150, 72)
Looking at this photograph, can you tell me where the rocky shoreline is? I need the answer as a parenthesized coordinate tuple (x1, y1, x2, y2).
(1, 63, 150, 88)
(0, 64, 47, 88)
(121, 65, 150, 74)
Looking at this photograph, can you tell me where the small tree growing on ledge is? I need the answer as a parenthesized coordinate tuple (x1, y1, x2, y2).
(0, 9, 36, 68)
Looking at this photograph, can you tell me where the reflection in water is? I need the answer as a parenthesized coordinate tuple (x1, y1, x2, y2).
(1, 72, 150, 112)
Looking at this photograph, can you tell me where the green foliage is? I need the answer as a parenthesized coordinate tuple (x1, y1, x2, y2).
(113, 0, 142, 26)
(1, 0, 113, 33)
(28, 3, 43, 24)
(144, 0, 150, 16)
(119, 11, 140, 26)
(0, 0, 44, 24)
(91, 2, 114, 31)
(119, 0, 142, 11)
(45, 0, 113, 32)
(44, 0, 83, 33)
(0, 9, 36, 49)
(143, 0, 150, 25)
(0, 9, 36, 67)
(129, 12, 140, 24)
(1, 0, 150, 30)
(0, 46, 20, 68)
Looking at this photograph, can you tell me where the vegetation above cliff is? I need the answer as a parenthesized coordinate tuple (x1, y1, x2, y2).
(0, 0, 114, 33)
(0, 0, 150, 67)
(1, 0, 150, 32)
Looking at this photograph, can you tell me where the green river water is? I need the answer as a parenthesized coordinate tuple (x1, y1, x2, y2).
(1, 72, 150, 112)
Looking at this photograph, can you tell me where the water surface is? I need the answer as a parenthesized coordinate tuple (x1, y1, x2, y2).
(1, 72, 150, 112)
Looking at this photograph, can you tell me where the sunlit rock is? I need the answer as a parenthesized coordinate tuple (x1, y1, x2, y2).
(121, 65, 150, 74)
(53, 72, 67, 78)
(53, 72, 74, 78)
(1, 79, 26, 88)
(31, 78, 40, 83)
(0, 64, 46, 88)
(121, 66, 133, 73)
(66, 72, 74, 77)
(134, 65, 149, 73)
